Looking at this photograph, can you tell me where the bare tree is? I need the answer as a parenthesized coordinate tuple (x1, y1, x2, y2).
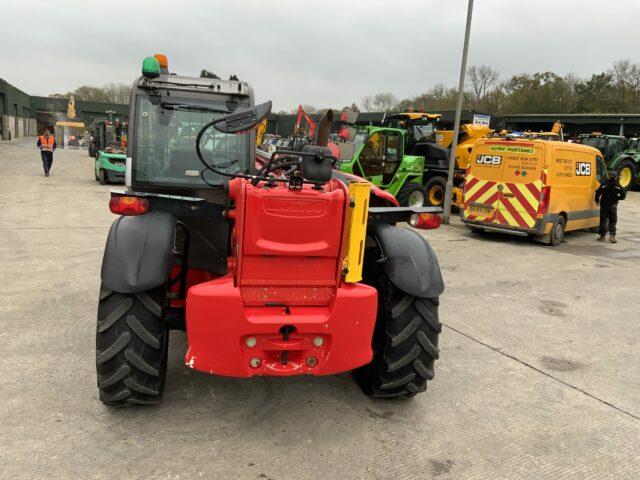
(102, 83, 132, 104)
(361, 92, 398, 112)
(374, 92, 399, 112)
(300, 104, 317, 114)
(360, 95, 374, 112)
(467, 65, 499, 101)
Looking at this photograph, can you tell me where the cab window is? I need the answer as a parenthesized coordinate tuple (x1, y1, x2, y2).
(607, 138, 625, 159)
(359, 132, 385, 177)
(382, 132, 402, 184)
(595, 155, 607, 184)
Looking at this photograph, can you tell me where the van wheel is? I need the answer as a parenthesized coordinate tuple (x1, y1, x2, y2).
(549, 216, 566, 246)
(424, 176, 447, 208)
(469, 226, 484, 234)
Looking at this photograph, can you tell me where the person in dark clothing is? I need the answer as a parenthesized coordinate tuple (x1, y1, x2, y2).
(595, 171, 626, 243)
(37, 129, 57, 177)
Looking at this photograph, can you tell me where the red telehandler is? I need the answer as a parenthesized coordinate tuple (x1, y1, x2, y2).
(96, 55, 444, 406)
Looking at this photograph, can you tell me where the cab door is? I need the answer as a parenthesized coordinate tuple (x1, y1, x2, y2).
(357, 131, 386, 185)
(380, 131, 403, 185)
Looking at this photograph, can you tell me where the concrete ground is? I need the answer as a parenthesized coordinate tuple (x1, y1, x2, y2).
(1, 138, 639, 479)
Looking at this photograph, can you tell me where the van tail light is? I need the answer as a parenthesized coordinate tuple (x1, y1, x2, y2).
(461, 165, 472, 208)
(109, 196, 149, 215)
(409, 213, 442, 230)
(537, 186, 551, 214)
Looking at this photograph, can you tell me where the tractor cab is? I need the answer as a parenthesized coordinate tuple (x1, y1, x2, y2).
(126, 61, 254, 192)
(577, 133, 639, 189)
(578, 133, 626, 163)
(335, 125, 427, 206)
(383, 113, 441, 153)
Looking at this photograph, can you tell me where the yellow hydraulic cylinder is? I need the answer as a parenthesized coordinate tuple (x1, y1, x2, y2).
(343, 182, 370, 283)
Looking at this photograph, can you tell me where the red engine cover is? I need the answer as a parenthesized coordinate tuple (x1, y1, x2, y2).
(184, 179, 379, 377)
(237, 179, 347, 307)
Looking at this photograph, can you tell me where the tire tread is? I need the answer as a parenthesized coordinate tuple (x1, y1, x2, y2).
(356, 267, 440, 399)
(96, 286, 168, 407)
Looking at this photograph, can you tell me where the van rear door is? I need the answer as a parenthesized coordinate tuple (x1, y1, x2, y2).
(495, 143, 544, 229)
(463, 142, 506, 223)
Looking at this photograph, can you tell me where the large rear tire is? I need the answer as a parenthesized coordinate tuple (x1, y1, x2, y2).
(96, 285, 168, 407)
(356, 258, 441, 398)
(616, 159, 635, 190)
(424, 176, 447, 208)
(396, 183, 428, 207)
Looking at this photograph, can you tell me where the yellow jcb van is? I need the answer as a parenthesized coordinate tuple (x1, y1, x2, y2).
(461, 139, 607, 246)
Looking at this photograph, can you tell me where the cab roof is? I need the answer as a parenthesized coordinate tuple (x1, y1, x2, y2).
(137, 72, 252, 97)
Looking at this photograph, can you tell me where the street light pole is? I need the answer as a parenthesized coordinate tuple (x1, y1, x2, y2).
(442, 0, 474, 224)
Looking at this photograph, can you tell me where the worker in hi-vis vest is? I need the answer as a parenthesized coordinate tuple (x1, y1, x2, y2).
(37, 129, 57, 177)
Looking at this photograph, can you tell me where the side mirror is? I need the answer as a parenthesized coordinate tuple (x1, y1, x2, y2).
(337, 142, 356, 162)
(212, 101, 272, 134)
(341, 108, 359, 125)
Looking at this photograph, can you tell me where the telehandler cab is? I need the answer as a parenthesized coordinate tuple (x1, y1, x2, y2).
(96, 55, 445, 407)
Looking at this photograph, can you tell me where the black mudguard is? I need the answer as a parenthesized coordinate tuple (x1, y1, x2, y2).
(369, 224, 444, 298)
(101, 211, 176, 294)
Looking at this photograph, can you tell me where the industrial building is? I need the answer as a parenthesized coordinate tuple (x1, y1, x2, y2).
(0, 78, 36, 140)
(502, 113, 640, 138)
(0, 76, 128, 142)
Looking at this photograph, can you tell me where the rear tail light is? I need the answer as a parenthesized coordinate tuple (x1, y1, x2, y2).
(109, 196, 149, 215)
(461, 166, 472, 208)
(537, 186, 551, 214)
(409, 213, 442, 230)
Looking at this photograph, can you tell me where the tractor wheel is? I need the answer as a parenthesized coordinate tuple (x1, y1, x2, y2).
(424, 176, 447, 208)
(98, 169, 107, 185)
(396, 183, 428, 207)
(549, 215, 566, 246)
(616, 160, 635, 190)
(356, 259, 441, 399)
(96, 285, 169, 407)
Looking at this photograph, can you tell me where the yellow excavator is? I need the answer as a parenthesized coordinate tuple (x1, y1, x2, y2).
(435, 123, 493, 170)
(521, 121, 564, 141)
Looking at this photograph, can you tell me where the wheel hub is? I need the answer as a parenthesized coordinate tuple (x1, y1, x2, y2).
(619, 166, 632, 188)
(429, 186, 443, 205)
(408, 190, 425, 207)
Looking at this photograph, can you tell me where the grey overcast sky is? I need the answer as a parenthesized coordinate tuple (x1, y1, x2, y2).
(1, 0, 639, 111)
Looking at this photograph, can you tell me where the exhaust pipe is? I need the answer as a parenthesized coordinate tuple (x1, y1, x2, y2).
(316, 109, 333, 147)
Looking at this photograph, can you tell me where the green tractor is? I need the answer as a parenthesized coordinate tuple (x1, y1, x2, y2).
(608, 137, 640, 190)
(336, 112, 470, 208)
(89, 120, 128, 184)
(336, 125, 428, 207)
(579, 133, 640, 190)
